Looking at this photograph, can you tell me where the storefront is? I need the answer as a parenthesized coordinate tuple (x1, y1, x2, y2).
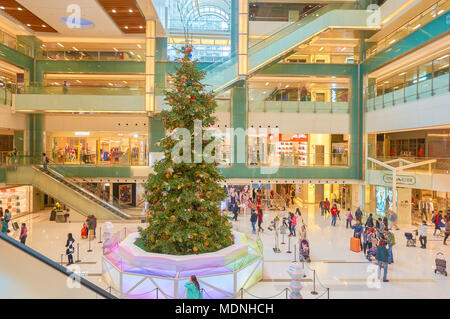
(411, 189, 449, 224)
(0, 186, 32, 217)
(248, 133, 349, 167)
(45, 131, 148, 165)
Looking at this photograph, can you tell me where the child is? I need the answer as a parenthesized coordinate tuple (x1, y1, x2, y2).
(346, 208, 353, 229)
(81, 222, 88, 239)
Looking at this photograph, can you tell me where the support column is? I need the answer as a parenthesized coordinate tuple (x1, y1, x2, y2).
(359, 184, 366, 211)
(397, 188, 412, 225)
(238, 0, 248, 76)
(28, 114, 44, 160)
(145, 19, 156, 113)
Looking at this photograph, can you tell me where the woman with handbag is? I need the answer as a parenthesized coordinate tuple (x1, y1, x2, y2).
(65, 233, 75, 266)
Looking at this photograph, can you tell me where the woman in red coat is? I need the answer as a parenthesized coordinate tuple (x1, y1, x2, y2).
(81, 222, 88, 239)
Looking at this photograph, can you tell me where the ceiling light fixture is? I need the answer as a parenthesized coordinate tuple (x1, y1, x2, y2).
(0, 6, 4, 10)
(72, 46, 78, 51)
(18, 7, 23, 11)
(42, 24, 46, 27)
(412, 23, 421, 30)
(389, 39, 396, 45)
(113, 48, 118, 52)
(124, 26, 128, 29)
(319, 47, 324, 51)
(57, 42, 64, 47)
(26, 24, 31, 27)
(139, 25, 143, 29)
(438, 9, 444, 15)
(129, 9, 133, 13)
(137, 44, 141, 48)
(112, 9, 116, 13)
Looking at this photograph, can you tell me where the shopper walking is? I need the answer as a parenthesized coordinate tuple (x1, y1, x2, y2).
(257, 208, 264, 232)
(319, 200, 325, 216)
(419, 220, 427, 249)
(291, 188, 295, 205)
(354, 207, 363, 222)
(288, 212, 293, 236)
(432, 211, 443, 236)
(232, 200, 240, 222)
(19, 223, 27, 245)
(185, 275, 203, 299)
(376, 238, 389, 282)
(3, 209, 11, 229)
(362, 227, 373, 255)
(385, 229, 395, 264)
(324, 198, 330, 215)
(88, 216, 96, 240)
(346, 208, 353, 229)
(389, 210, 399, 230)
(330, 204, 338, 226)
(250, 209, 258, 233)
(365, 213, 374, 228)
(42, 153, 49, 170)
(443, 219, 450, 245)
(291, 212, 297, 237)
(65, 233, 75, 266)
(1, 218, 7, 234)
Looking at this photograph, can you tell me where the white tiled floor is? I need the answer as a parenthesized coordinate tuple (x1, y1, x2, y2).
(8, 201, 450, 299)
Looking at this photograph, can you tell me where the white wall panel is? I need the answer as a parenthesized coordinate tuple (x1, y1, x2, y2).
(248, 112, 350, 133)
(365, 93, 450, 133)
(0, 106, 26, 130)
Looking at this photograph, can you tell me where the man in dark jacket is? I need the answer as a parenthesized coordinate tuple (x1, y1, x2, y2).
(376, 238, 389, 282)
(354, 207, 363, 222)
(365, 213, 374, 227)
(233, 200, 240, 221)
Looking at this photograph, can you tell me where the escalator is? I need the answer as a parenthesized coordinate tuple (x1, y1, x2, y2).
(203, 3, 378, 92)
(0, 232, 115, 299)
(5, 165, 130, 220)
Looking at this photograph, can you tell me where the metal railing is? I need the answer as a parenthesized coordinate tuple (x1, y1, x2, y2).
(365, 58, 449, 112)
(248, 152, 349, 167)
(365, 0, 449, 60)
(0, 30, 34, 57)
(367, 156, 450, 174)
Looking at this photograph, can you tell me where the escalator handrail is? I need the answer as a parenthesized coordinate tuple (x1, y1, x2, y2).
(34, 165, 130, 219)
(248, 3, 355, 54)
(0, 232, 116, 299)
(44, 161, 137, 218)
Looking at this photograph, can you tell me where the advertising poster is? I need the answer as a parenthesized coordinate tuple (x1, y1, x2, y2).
(118, 184, 132, 205)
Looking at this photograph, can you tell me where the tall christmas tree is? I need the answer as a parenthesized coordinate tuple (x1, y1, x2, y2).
(136, 45, 234, 255)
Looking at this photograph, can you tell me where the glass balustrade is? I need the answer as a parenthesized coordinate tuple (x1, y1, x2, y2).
(0, 30, 34, 57)
(365, 53, 449, 111)
(249, 85, 350, 114)
(38, 49, 146, 61)
(365, 0, 449, 59)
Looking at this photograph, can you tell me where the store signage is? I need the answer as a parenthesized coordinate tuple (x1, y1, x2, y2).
(382, 174, 416, 186)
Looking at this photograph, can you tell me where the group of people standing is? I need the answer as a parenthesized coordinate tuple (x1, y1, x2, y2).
(81, 215, 97, 240)
(0, 207, 28, 245)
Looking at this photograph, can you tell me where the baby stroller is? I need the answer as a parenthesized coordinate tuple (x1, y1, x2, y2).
(299, 239, 311, 263)
(434, 252, 447, 276)
(366, 238, 378, 262)
(405, 230, 418, 247)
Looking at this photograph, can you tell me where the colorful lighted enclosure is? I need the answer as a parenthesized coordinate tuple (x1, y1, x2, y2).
(102, 230, 263, 299)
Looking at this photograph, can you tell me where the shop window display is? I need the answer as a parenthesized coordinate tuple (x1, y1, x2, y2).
(46, 132, 148, 165)
(248, 133, 349, 167)
(0, 186, 32, 217)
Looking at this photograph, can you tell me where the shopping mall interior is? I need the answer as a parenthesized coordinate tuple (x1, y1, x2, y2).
(0, 0, 449, 300)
